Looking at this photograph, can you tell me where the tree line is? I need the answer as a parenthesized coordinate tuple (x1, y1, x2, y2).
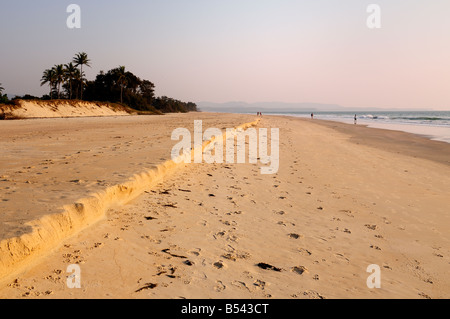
(0, 83, 8, 104)
(1, 52, 197, 113)
(40, 52, 90, 100)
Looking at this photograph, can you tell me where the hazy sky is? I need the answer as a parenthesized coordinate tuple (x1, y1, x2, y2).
(1, 0, 449, 110)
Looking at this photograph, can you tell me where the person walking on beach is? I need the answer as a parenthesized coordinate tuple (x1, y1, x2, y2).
(354, 114, 357, 125)
(311, 113, 314, 119)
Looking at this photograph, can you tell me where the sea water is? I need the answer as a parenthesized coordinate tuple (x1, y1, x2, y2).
(263, 111, 450, 144)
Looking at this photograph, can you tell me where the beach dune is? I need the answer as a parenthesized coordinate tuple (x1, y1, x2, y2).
(0, 100, 133, 119)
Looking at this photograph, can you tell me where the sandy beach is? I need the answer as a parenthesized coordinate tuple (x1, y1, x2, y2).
(1, 113, 449, 299)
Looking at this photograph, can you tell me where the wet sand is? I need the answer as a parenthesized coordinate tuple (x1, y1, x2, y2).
(1, 114, 449, 299)
(313, 119, 450, 167)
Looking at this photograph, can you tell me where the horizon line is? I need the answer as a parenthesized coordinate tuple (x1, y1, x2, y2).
(197, 101, 449, 112)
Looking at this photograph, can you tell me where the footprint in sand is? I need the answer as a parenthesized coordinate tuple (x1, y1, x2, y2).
(365, 224, 378, 231)
(256, 263, 282, 272)
(231, 281, 251, 292)
(297, 290, 325, 299)
(189, 249, 201, 256)
(155, 264, 179, 278)
(433, 252, 444, 258)
(220, 220, 237, 227)
(335, 228, 351, 234)
(213, 231, 226, 239)
(418, 292, 431, 299)
(334, 253, 349, 262)
(253, 279, 266, 291)
(339, 210, 355, 218)
(161, 249, 187, 260)
(291, 266, 308, 275)
(297, 248, 312, 256)
(213, 261, 225, 269)
(222, 250, 251, 261)
(135, 283, 158, 293)
(44, 269, 64, 284)
(91, 242, 104, 249)
(62, 252, 85, 264)
(214, 281, 226, 292)
(226, 234, 239, 242)
(226, 211, 243, 216)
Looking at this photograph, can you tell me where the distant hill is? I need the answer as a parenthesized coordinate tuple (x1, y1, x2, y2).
(197, 101, 430, 113)
(197, 101, 343, 113)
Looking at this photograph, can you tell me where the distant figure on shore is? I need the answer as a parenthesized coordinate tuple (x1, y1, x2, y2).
(311, 113, 314, 119)
(354, 114, 357, 125)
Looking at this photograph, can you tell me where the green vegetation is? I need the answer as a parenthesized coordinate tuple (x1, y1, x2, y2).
(0, 94, 8, 104)
(72, 52, 91, 100)
(0, 83, 10, 104)
(64, 62, 79, 100)
(40, 69, 56, 99)
(33, 52, 197, 114)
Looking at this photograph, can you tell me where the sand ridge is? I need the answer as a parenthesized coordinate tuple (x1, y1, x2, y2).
(0, 113, 259, 284)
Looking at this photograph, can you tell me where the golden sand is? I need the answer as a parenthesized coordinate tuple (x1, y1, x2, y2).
(0, 113, 257, 282)
(1, 114, 449, 299)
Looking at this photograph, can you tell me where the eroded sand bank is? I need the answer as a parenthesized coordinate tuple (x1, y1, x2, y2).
(1, 114, 449, 299)
(0, 100, 132, 119)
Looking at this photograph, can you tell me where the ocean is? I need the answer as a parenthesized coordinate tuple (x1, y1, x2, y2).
(260, 111, 450, 144)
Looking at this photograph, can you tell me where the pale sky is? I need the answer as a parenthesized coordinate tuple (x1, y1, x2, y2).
(1, 0, 449, 110)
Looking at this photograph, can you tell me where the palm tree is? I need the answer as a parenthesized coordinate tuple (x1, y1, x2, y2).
(40, 69, 56, 99)
(0, 83, 4, 95)
(64, 63, 78, 99)
(72, 52, 91, 100)
(115, 66, 128, 104)
(53, 64, 65, 99)
(74, 70, 85, 100)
